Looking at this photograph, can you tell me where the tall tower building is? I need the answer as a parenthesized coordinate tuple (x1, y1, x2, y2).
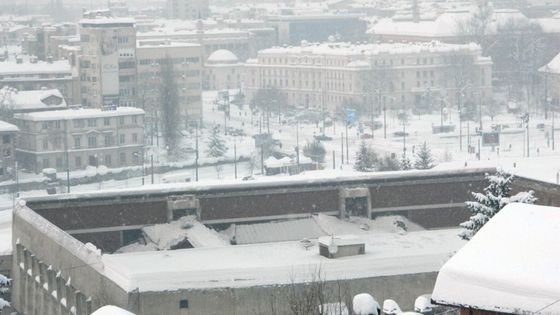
(78, 17, 137, 108)
(167, 0, 210, 20)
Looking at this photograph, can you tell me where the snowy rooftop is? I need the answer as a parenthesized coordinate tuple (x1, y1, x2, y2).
(136, 40, 200, 49)
(432, 203, 560, 314)
(369, 9, 534, 38)
(0, 59, 72, 76)
(258, 41, 481, 57)
(13, 107, 144, 122)
(206, 49, 239, 64)
(21, 168, 494, 203)
(0, 120, 18, 133)
(0, 87, 67, 110)
(103, 227, 465, 292)
(79, 17, 135, 26)
(539, 52, 560, 74)
(90, 305, 135, 315)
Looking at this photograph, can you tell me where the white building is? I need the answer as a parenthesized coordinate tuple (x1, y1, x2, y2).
(539, 52, 560, 107)
(245, 41, 492, 112)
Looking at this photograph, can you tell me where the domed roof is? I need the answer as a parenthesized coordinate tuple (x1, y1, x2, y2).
(207, 49, 239, 64)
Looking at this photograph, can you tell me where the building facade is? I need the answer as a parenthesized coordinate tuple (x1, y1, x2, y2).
(167, 0, 210, 20)
(13, 107, 144, 172)
(203, 49, 244, 90)
(0, 121, 18, 181)
(244, 41, 493, 112)
(136, 39, 203, 124)
(0, 58, 80, 105)
(79, 17, 137, 108)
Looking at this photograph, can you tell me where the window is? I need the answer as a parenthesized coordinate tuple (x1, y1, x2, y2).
(132, 152, 139, 164)
(104, 118, 111, 126)
(55, 121, 61, 129)
(105, 154, 112, 167)
(119, 152, 126, 165)
(119, 134, 125, 145)
(56, 157, 63, 169)
(118, 117, 124, 126)
(104, 135, 113, 147)
(179, 299, 189, 309)
(2, 135, 10, 144)
(42, 122, 48, 130)
(74, 136, 81, 149)
(42, 158, 49, 168)
(88, 136, 97, 148)
(132, 116, 137, 124)
(132, 133, 138, 144)
(73, 119, 85, 128)
(42, 138, 48, 150)
(87, 119, 96, 127)
(75, 156, 82, 168)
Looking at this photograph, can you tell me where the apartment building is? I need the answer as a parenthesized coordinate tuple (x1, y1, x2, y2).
(136, 39, 203, 124)
(244, 41, 493, 112)
(13, 107, 144, 172)
(0, 58, 80, 104)
(0, 121, 17, 181)
(79, 17, 137, 108)
(167, 0, 210, 20)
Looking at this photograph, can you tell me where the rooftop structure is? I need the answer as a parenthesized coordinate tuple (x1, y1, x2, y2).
(432, 203, 560, 314)
(0, 87, 67, 113)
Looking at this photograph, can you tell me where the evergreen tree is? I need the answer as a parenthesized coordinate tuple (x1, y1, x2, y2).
(354, 141, 377, 172)
(160, 55, 180, 153)
(0, 273, 10, 310)
(206, 126, 228, 158)
(414, 142, 435, 169)
(400, 154, 412, 170)
(377, 154, 401, 172)
(459, 170, 536, 240)
(303, 139, 326, 163)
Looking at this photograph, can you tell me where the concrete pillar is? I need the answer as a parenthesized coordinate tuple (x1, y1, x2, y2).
(75, 291, 85, 315)
(47, 267, 57, 315)
(56, 272, 65, 314)
(30, 255, 40, 315)
(23, 249, 32, 315)
(15, 243, 24, 310)
(39, 262, 48, 315)
(85, 297, 93, 315)
(65, 282, 75, 314)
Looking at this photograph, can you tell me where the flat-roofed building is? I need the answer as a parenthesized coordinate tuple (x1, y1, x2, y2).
(0, 120, 17, 181)
(79, 17, 137, 108)
(13, 107, 144, 172)
(136, 39, 203, 125)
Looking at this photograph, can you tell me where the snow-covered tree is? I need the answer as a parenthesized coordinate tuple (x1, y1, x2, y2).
(377, 154, 401, 172)
(400, 154, 412, 170)
(414, 142, 435, 169)
(354, 141, 377, 172)
(206, 126, 228, 158)
(0, 273, 10, 310)
(459, 170, 536, 240)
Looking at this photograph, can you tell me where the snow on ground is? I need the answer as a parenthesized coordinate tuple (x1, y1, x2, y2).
(91, 305, 135, 315)
(432, 203, 560, 314)
(0, 210, 11, 256)
(102, 227, 465, 292)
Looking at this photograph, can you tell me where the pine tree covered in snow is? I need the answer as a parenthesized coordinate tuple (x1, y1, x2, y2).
(206, 126, 228, 158)
(354, 141, 377, 172)
(0, 273, 10, 310)
(413, 142, 435, 169)
(400, 154, 412, 170)
(459, 170, 536, 240)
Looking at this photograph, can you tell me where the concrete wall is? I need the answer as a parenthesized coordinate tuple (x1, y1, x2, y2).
(134, 272, 438, 315)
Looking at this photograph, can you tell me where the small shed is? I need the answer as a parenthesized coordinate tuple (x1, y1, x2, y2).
(318, 235, 365, 259)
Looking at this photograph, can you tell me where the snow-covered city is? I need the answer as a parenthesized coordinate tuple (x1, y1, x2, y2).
(0, 0, 559, 314)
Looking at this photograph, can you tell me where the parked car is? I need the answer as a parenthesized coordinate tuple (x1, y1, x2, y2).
(314, 134, 333, 141)
(360, 133, 373, 139)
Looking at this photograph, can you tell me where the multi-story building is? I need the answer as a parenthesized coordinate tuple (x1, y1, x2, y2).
(0, 57, 80, 104)
(0, 120, 17, 181)
(265, 13, 368, 46)
(79, 17, 137, 108)
(540, 52, 560, 108)
(13, 107, 144, 172)
(244, 41, 493, 112)
(136, 39, 203, 124)
(167, 0, 210, 20)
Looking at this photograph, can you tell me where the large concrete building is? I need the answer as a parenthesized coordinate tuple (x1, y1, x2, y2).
(13, 107, 144, 172)
(166, 0, 210, 20)
(136, 39, 203, 124)
(266, 13, 368, 45)
(245, 41, 493, 112)
(78, 17, 137, 108)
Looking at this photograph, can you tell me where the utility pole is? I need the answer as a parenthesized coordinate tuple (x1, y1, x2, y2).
(150, 155, 154, 184)
(234, 140, 237, 179)
(458, 91, 463, 151)
(296, 118, 300, 172)
(553, 111, 555, 151)
(332, 150, 335, 170)
(383, 105, 387, 139)
(195, 123, 199, 181)
(341, 132, 344, 164)
(345, 121, 349, 164)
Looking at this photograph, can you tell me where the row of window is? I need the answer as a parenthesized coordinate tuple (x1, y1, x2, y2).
(41, 151, 140, 169)
(40, 116, 141, 130)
